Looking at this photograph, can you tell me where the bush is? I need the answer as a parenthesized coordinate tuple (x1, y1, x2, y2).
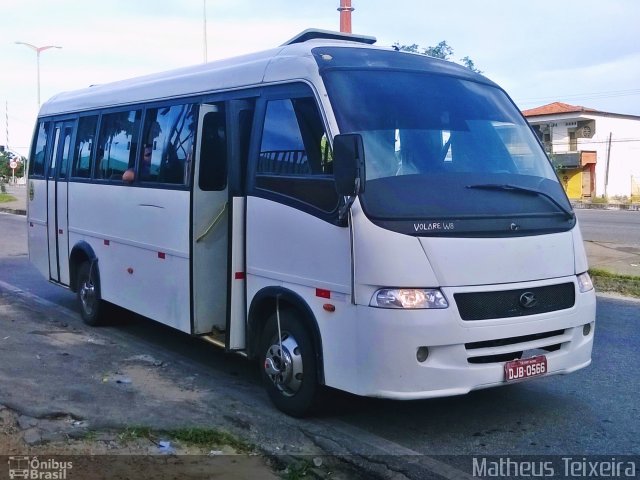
(590, 195, 608, 204)
(611, 195, 630, 204)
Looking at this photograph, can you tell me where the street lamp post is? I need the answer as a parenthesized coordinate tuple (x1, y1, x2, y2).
(15, 41, 62, 107)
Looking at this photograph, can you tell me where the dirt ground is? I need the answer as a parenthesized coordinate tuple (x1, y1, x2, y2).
(0, 405, 282, 480)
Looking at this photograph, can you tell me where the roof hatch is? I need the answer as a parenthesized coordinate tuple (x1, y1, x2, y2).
(281, 28, 376, 46)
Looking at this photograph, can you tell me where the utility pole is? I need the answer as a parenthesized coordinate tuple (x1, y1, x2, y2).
(604, 132, 612, 199)
(338, 0, 354, 33)
(4, 101, 8, 153)
(203, 0, 208, 63)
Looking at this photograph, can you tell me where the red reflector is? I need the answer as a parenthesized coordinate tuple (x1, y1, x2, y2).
(316, 288, 331, 299)
(158, 252, 166, 259)
(235, 272, 245, 280)
(104, 240, 110, 246)
(323, 304, 336, 312)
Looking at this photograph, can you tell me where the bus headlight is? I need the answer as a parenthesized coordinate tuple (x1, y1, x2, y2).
(577, 272, 594, 293)
(371, 288, 449, 309)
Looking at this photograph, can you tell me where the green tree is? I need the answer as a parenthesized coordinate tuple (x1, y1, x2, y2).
(394, 40, 482, 74)
(0, 152, 25, 180)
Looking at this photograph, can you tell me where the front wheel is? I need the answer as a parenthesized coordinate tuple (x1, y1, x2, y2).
(76, 260, 106, 326)
(260, 310, 319, 417)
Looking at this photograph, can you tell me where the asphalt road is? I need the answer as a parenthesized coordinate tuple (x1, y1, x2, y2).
(1, 212, 638, 479)
(576, 209, 640, 246)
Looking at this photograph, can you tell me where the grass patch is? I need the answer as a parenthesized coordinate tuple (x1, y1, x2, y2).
(82, 430, 98, 442)
(115, 425, 253, 452)
(589, 268, 640, 298)
(282, 460, 312, 480)
(0, 193, 17, 203)
(166, 427, 253, 452)
(117, 426, 154, 442)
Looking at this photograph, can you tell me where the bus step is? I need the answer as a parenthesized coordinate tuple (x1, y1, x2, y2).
(201, 330, 226, 348)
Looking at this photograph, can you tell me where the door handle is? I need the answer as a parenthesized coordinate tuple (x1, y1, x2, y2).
(196, 202, 228, 243)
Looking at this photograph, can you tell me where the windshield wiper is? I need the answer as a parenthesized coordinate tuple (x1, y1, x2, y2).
(465, 183, 575, 220)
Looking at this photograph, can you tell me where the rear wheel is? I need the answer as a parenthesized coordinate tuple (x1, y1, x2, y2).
(260, 310, 319, 417)
(76, 260, 106, 326)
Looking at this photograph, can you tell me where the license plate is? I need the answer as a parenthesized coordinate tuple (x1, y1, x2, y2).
(504, 355, 547, 382)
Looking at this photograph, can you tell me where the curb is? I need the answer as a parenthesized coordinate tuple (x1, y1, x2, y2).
(0, 207, 26, 215)
(572, 202, 640, 211)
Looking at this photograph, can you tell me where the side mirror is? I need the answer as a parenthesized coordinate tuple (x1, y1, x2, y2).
(333, 133, 365, 196)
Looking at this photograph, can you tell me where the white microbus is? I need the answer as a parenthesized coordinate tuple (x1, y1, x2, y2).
(27, 30, 595, 416)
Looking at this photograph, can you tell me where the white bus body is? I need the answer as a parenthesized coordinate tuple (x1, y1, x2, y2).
(27, 29, 595, 416)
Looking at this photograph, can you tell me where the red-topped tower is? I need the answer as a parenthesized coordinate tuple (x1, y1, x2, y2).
(338, 0, 354, 33)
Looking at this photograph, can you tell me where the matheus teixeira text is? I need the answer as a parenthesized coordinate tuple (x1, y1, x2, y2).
(473, 457, 636, 478)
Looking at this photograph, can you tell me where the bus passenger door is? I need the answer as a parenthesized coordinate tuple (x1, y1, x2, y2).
(192, 104, 229, 335)
(46, 121, 74, 285)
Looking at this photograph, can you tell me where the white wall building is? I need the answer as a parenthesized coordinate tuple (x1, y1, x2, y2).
(523, 102, 640, 200)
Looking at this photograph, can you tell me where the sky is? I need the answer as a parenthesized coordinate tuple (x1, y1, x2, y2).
(1, 0, 639, 156)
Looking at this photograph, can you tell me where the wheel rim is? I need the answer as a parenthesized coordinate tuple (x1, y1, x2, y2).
(80, 279, 96, 316)
(263, 332, 303, 396)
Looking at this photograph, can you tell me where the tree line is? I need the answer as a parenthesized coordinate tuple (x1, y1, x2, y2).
(394, 40, 482, 73)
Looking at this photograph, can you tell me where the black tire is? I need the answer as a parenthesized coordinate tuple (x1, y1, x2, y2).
(76, 260, 106, 326)
(260, 309, 319, 417)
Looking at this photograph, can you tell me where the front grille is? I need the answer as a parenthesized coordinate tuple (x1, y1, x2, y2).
(465, 329, 567, 364)
(455, 282, 575, 321)
(465, 329, 565, 350)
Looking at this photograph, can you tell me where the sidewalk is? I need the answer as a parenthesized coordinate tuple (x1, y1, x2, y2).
(584, 241, 640, 277)
(0, 183, 27, 215)
(2, 183, 639, 277)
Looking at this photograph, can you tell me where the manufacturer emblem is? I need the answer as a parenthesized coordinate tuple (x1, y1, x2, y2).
(29, 181, 35, 201)
(519, 292, 537, 309)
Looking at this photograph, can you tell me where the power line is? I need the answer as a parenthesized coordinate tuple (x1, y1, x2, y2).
(516, 89, 640, 106)
(545, 138, 640, 146)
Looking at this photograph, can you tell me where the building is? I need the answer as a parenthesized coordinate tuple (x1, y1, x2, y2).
(522, 102, 640, 201)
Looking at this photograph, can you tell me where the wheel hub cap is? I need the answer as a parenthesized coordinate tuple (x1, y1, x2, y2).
(80, 281, 95, 314)
(264, 334, 303, 396)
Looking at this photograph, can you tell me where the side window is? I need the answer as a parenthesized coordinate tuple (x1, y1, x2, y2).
(199, 104, 227, 191)
(95, 110, 141, 181)
(29, 121, 50, 177)
(72, 116, 98, 179)
(140, 104, 196, 185)
(46, 128, 61, 180)
(255, 96, 337, 213)
(258, 98, 332, 176)
(58, 126, 74, 180)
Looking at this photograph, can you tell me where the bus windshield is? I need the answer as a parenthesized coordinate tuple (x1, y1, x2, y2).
(324, 69, 574, 236)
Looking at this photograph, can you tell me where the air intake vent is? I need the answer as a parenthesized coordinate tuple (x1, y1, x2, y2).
(455, 282, 575, 321)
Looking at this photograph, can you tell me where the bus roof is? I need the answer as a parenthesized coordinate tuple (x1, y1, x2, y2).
(38, 29, 490, 117)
